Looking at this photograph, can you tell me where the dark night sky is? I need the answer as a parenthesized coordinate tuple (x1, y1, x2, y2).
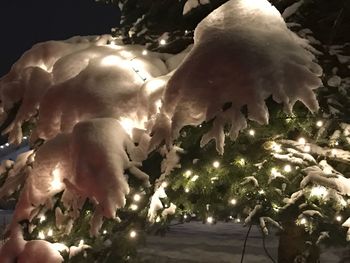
(0, 0, 120, 76)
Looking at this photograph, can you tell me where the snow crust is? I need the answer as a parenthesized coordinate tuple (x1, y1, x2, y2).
(153, 0, 322, 154)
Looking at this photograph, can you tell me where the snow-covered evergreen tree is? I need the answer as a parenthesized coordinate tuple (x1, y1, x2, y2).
(0, 0, 349, 262)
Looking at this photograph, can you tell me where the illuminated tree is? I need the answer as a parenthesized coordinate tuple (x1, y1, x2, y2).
(0, 0, 349, 262)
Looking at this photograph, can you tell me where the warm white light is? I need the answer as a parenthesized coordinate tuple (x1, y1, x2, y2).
(230, 198, 237, 205)
(304, 145, 311, 152)
(47, 229, 53, 237)
(259, 190, 265, 194)
(238, 158, 245, 166)
(133, 194, 141, 202)
(310, 186, 328, 198)
(79, 240, 85, 246)
(40, 215, 46, 223)
(142, 50, 148, 55)
(119, 117, 146, 137)
(185, 188, 190, 193)
(156, 216, 161, 223)
(183, 214, 188, 219)
(272, 142, 282, 152)
(130, 204, 138, 211)
(51, 168, 63, 191)
(206, 217, 214, 224)
(5, 143, 9, 147)
(336, 215, 342, 222)
(191, 175, 199, 182)
(185, 170, 192, 177)
(213, 161, 220, 168)
(271, 167, 278, 176)
(38, 231, 45, 239)
(298, 137, 306, 145)
(300, 218, 307, 225)
(316, 121, 323, 127)
(159, 39, 166, 45)
(101, 55, 122, 66)
(335, 141, 339, 146)
(52, 243, 68, 252)
(129, 230, 137, 238)
(236, 218, 241, 223)
(161, 181, 168, 188)
(103, 230, 107, 234)
(248, 129, 255, 136)
(284, 165, 292, 173)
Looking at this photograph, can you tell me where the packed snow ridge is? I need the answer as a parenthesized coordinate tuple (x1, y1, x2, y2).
(0, 0, 322, 260)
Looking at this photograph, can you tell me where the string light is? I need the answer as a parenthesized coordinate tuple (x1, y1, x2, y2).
(230, 198, 237, 205)
(183, 214, 188, 219)
(258, 189, 265, 195)
(316, 120, 323, 127)
(191, 175, 199, 182)
(142, 50, 148, 55)
(159, 39, 166, 45)
(129, 230, 137, 238)
(79, 240, 85, 246)
(299, 217, 307, 225)
(103, 230, 107, 234)
(185, 170, 192, 177)
(238, 158, 246, 166)
(336, 215, 342, 222)
(40, 215, 46, 223)
(284, 164, 292, 173)
(130, 204, 138, 211)
(47, 229, 53, 237)
(298, 137, 306, 145)
(38, 231, 45, 239)
(248, 129, 255, 136)
(206, 216, 214, 224)
(161, 181, 168, 188)
(310, 186, 328, 199)
(213, 161, 220, 168)
(51, 168, 63, 191)
(185, 188, 190, 193)
(133, 194, 141, 202)
(304, 145, 311, 152)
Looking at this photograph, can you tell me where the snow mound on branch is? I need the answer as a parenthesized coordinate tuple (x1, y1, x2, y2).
(0, 225, 63, 263)
(153, 0, 322, 154)
(9, 118, 149, 236)
(0, 37, 173, 144)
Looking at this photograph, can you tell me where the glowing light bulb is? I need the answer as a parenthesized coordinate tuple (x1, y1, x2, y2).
(185, 170, 192, 177)
(129, 230, 137, 238)
(336, 215, 342, 222)
(79, 240, 84, 246)
(183, 214, 188, 219)
(300, 218, 307, 225)
(238, 158, 245, 166)
(284, 165, 292, 173)
(142, 50, 148, 55)
(316, 120, 323, 127)
(191, 175, 199, 182)
(259, 189, 265, 195)
(47, 229, 53, 237)
(161, 181, 168, 188)
(133, 194, 141, 202)
(298, 137, 306, 145)
(230, 198, 237, 205)
(103, 230, 107, 234)
(130, 204, 138, 211)
(310, 186, 328, 198)
(51, 168, 63, 191)
(213, 161, 220, 168)
(185, 188, 190, 193)
(206, 217, 214, 224)
(272, 142, 282, 153)
(40, 215, 46, 223)
(304, 145, 311, 152)
(159, 39, 166, 45)
(248, 129, 255, 136)
(38, 231, 45, 239)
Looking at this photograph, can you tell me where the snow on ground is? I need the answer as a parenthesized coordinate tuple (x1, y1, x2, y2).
(139, 222, 345, 263)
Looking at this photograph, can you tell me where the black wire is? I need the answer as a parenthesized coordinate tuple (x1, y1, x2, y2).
(240, 224, 252, 263)
(262, 232, 277, 263)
